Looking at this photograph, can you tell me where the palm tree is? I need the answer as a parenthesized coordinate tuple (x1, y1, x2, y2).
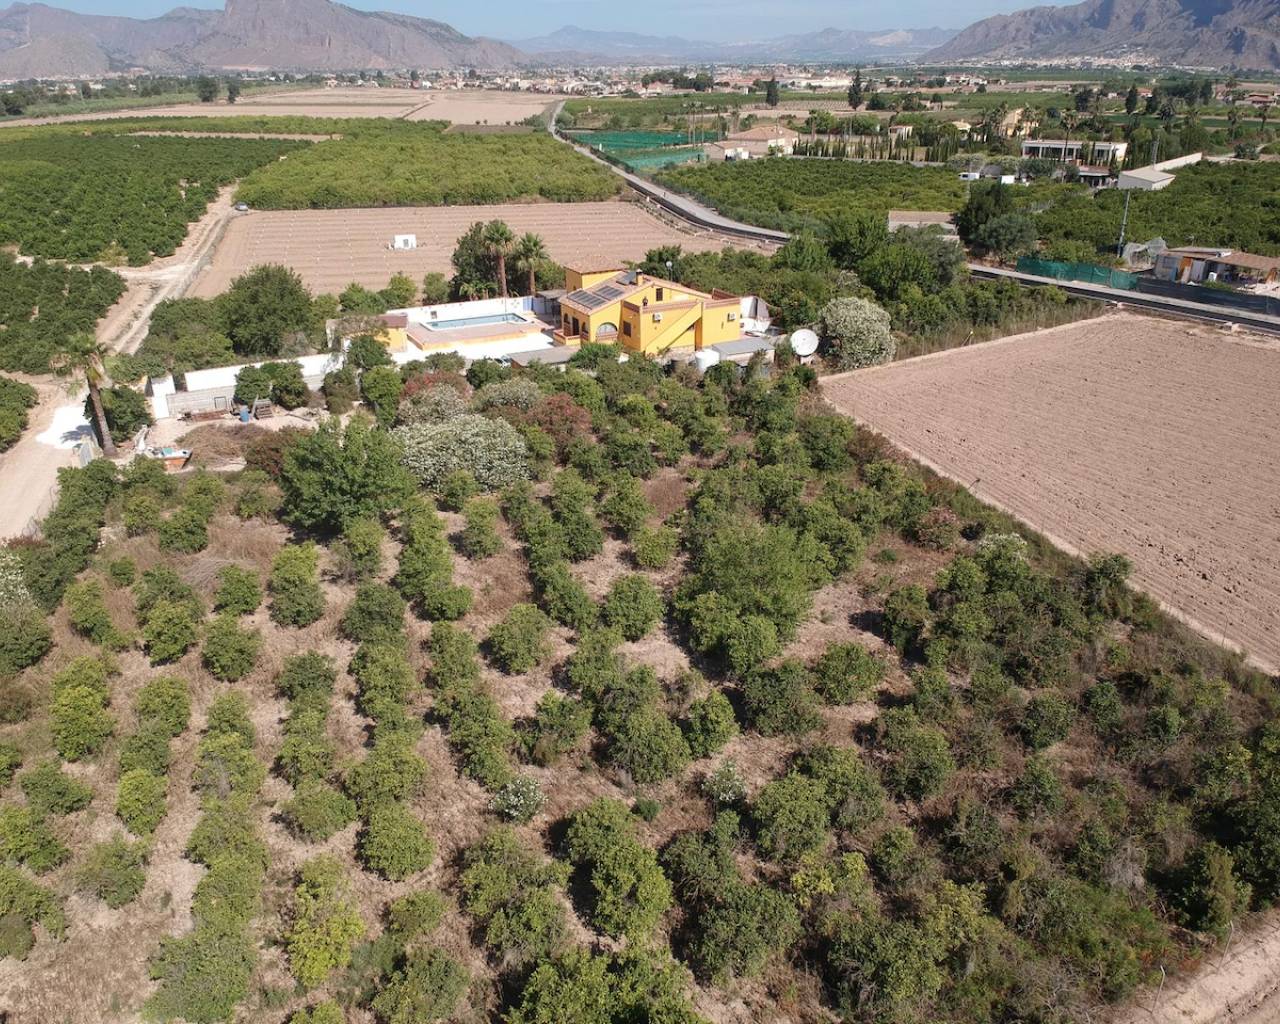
(482, 220, 516, 299)
(51, 332, 116, 457)
(513, 233, 549, 297)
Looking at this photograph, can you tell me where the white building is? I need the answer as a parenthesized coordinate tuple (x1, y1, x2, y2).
(1020, 139, 1128, 164)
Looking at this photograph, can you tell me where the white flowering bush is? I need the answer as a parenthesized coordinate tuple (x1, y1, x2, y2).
(0, 549, 32, 610)
(474, 378, 543, 413)
(396, 385, 469, 427)
(819, 296, 896, 370)
(395, 415, 530, 492)
(492, 775, 544, 823)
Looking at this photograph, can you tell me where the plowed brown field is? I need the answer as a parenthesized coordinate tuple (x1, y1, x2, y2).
(191, 201, 765, 297)
(822, 313, 1280, 673)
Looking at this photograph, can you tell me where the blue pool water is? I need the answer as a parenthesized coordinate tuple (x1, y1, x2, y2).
(424, 313, 526, 331)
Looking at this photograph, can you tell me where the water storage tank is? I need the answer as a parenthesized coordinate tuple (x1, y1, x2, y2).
(692, 349, 721, 375)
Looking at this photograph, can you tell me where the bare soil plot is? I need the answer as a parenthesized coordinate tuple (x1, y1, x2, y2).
(822, 313, 1280, 674)
(192, 200, 759, 297)
(405, 89, 568, 125)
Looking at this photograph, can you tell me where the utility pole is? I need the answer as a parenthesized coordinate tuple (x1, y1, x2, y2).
(1116, 187, 1133, 259)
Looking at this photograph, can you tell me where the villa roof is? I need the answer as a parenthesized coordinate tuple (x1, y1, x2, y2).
(562, 256, 624, 273)
(562, 271, 714, 313)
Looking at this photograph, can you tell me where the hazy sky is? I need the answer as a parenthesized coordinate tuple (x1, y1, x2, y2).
(53, 0, 1066, 39)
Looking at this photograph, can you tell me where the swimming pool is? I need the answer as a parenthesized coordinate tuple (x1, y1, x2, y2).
(423, 312, 528, 331)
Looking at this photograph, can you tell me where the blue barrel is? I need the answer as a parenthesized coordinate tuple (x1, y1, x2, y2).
(239, 406, 251, 422)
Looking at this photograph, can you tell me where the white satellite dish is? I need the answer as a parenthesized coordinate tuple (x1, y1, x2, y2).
(789, 328, 819, 357)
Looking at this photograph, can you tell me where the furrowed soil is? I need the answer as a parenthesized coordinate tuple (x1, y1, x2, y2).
(191, 200, 767, 297)
(822, 312, 1280, 674)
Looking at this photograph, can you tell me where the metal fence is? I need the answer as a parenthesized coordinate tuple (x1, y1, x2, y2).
(1017, 257, 1139, 291)
(1135, 277, 1280, 317)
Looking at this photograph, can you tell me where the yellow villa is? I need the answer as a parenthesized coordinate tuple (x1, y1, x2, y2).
(557, 264, 746, 356)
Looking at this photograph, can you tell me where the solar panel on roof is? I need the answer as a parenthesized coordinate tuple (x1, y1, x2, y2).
(595, 284, 625, 300)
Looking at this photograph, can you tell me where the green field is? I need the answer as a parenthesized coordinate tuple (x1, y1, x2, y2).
(1037, 161, 1280, 256)
(657, 159, 969, 232)
(0, 125, 306, 264)
(568, 129, 712, 172)
(233, 121, 621, 209)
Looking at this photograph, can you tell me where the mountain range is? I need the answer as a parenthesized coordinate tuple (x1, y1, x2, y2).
(1, 0, 1277, 78)
(926, 0, 1280, 69)
(0, 0, 520, 78)
(511, 25, 958, 64)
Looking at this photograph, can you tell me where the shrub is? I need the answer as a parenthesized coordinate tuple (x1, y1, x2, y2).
(360, 366, 403, 427)
(1021, 693, 1077, 750)
(439, 469, 480, 512)
(461, 827, 569, 966)
(492, 775, 545, 824)
(122, 492, 161, 536)
(601, 574, 663, 641)
(50, 654, 111, 700)
(334, 517, 384, 580)
(1175, 842, 1251, 938)
(133, 566, 201, 624)
(753, 774, 830, 861)
(371, 948, 468, 1024)
(0, 742, 20, 787)
(800, 746, 886, 832)
(270, 543, 325, 627)
(742, 661, 821, 737)
(345, 734, 428, 813)
(77, 837, 146, 908)
(194, 731, 266, 797)
(129, 678, 188, 741)
(158, 506, 210, 553)
(287, 856, 365, 988)
(0, 864, 64, 959)
(359, 803, 435, 881)
(1011, 755, 1064, 818)
(143, 598, 199, 664)
(459, 498, 502, 560)
(819, 296, 895, 369)
(915, 507, 962, 550)
(631, 525, 678, 569)
(350, 642, 416, 724)
(277, 652, 338, 704)
(281, 419, 414, 534)
(475, 377, 543, 412)
(120, 726, 172, 776)
(291, 1002, 345, 1024)
(12, 772, 76, 827)
(117, 768, 168, 835)
(0, 607, 52, 677)
(282, 782, 357, 843)
(214, 566, 261, 616)
(520, 692, 590, 766)
(202, 615, 261, 682)
(51, 681, 113, 760)
(105, 557, 136, 587)
(703, 760, 747, 807)
(599, 474, 653, 538)
(396, 415, 530, 492)
(64, 578, 125, 648)
(0, 806, 69, 872)
(387, 889, 446, 940)
(486, 603, 550, 674)
(609, 707, 691, 785)
(881, 708, 955, 801)
(564, 799, 672, 939)
(683, 691, 739, 758)
(398, 384, 470, 427)
(533, 562, 597, 632)
(278, 707, 337, 785)
(882, 584, 929, 653)
(813, 642, 884, 704)
(341, 583, 406, 644)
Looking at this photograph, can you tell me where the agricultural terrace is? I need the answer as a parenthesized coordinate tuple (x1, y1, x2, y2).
(824, 313, 1280, 673)
(0, 126, 306, 264)
(192, 202, 747, 297)
(657, 160, 969, 233)
(2, 348, 1278, 1024)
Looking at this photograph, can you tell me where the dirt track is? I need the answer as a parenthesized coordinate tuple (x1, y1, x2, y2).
(823, 313, 1280, 674)
(191, 201, 764, 297)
